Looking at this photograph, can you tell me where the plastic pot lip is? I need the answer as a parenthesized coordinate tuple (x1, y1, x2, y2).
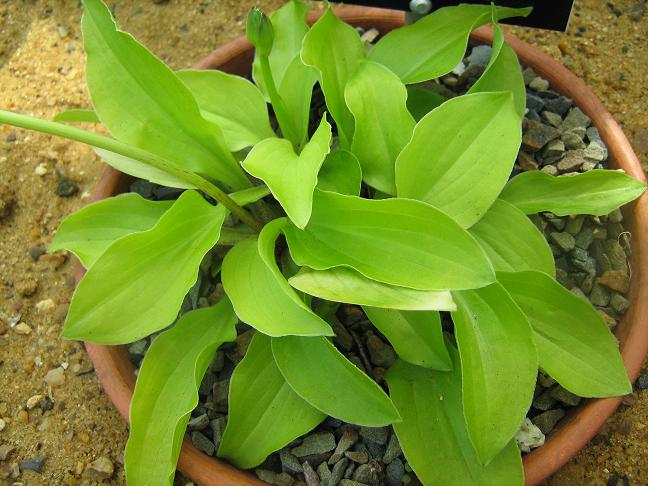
(78, 6, 648, 486)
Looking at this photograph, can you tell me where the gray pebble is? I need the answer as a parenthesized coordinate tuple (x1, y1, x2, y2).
(328, 457, 350, 486)
(550, 232, 575, 252)
(565, 216, 585, 235)
(541, 139, 565, 161)
(210, 416, 227, 450)
(538, 371, 557, 388)
(212, 380, 229, 412)
(352, 464, 374, 484)
(303, 461, 319, 486)
(318, 461, 333, 482)
(533, 389, 557, 411)
(557, 150, 586, 173)
(541, 110, 562, 128)
(330, 428, 359, 464)
(586, 126, 602, 142)
(609, 208, 624, 223)
(611, 293, 630, 314)
(468, 45, 492, 66)
(581, 161, 597, 171)
(569, 287, 589, 302)
(544, 96, 572, 116)
(561, 107, 591, 131)
(345, 451, 369, 464)
(532, 409, 565, 434)
(56, 175, 79, 197)
(522, 120, 560, 152)
(635, 374, 648, 390)
(529, 76, 550, 91)
(366, 334, 396, 367)
(604, 240, 628, 270)
(386, 458, 405, 486)
(292, 432, 336, 458)
(561, 129, 586, 150)
(19, 456, 46, 473)
(344, 462, 356, 479)
(359, 426, 389, 446)
(522, 67, 537, 86)
(550, 386, 582, 406)
(28, 246, 46, 261)
(541, 164, 558, 175)
(191, 431, 215, 456)
(188, 413, 209, 431)
(382, 433, 402, 464)
(584, 140, 608, 162)
(340, 480, 367, 486)
(590, 283, 611, 307)
(281, 450, 303, 474)
(526, 93, 545, 112)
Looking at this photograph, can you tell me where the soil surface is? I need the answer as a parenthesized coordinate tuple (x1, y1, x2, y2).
(0, 1, 645, 485)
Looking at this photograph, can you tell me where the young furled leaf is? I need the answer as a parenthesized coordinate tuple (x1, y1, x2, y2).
(221, 219, 333, 337)
(50, 193, 172, 268)
(125, 300, 237, 486)
(499, 271, 631, 397)
(469, 199, 555, 277)
(316, 150, 362, 196)
(396, 92, 521, 228)
(386, 352, 524, 485)
(452, 283, 537, 465)
(345, 61, 415, 194)
(218, 333, 325, 468)
(362, 308, 452, 370)
(369, 4, 531, 84)
(176, 69, 275, 151)
(82, 0, 249, 190)
(242, 116, 331, 228)
(301, 7, 365, 148)
(62, 190, 227, 344)
(468, 23, 526, 118)
(289, 267, 456, 311)
(500, 170, 647, 216)
(283, 190, 495, 291)
(278, 56, 319, 148)
(271, 335, 401, 426)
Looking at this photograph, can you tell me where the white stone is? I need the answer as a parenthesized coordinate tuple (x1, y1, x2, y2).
(515, 418, 545, 453)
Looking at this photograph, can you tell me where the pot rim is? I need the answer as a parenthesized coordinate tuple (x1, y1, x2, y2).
(77, 6, 648, 486)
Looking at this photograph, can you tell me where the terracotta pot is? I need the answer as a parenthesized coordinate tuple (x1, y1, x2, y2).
(77, 6, 648, 486)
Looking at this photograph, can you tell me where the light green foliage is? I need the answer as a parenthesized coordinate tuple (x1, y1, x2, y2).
(501, 169, 647, 216)
(369, 4, 531, 84)
(345, 61, 415, 194)
(125, 300, 237, 486)
(386, 350, 524, 485)
(221, 219, 333, 337)
(1, 1, 643, 483)
(316, 150, 362, 196)
(81, 0, 248, 190)
(499, 271, 631, 397)
(289, 267, 456, 311)
(218, 333, 325, 468)
(396, 92, 521, 228)
(272, 336, 401, 426)
(62, 190, 226, 344)
(283, 190, 495, 291)
(469, 199, 555, 276)
(50, 193, 172, 268)
(301, 7, 365, 147)
(468, 24, 526, 117)
(452, 283, 537, 465)
(176, 69, 275, 151)
(242, 116, 331, 228)
(363, 308, 452, 370)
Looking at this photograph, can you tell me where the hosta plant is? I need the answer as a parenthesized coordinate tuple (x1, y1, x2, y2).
(1, 0, 645, 484)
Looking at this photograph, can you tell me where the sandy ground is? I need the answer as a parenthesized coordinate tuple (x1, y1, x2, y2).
(0, 1, 645, 485)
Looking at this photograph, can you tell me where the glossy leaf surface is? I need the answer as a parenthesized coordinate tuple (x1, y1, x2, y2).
(82, 0, 248, 190)
(125, 300, 237, 486)
(316, 150, 362, 196)
(290, 267, 455, 311)
(386, 352, 524, 485)
(218, 333, 325, 468)
(469, 199, 555, 276)
(272, 335, 401, 426)
(363, 308, 451, 370)
(63, 190, 226, 344)
(221, 220, 333, 337)
(50, 193, 172, 267)
(278, 56, 319, 147)
(452, 283, 537, 465)
(500, 170, 647, 216)
(345, 61, 415, 194)
(53, 108, 99, 123)
(301, 7, 365, 147)
(283, 190, 494, 290)
(406, 87, 446, 121)
(176, 69, 275, 151)
(396, 92, 521, 228)
(242, 116, 331, 228)
(369, 4, 531, 84)
(499, 271, 631, 397)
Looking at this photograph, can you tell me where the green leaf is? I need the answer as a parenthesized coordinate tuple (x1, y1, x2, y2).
(242, 116, 331, 228)
(53, 108, 99, 123)
(221, 219, 333, 337)
(82, 0, 249, 190)
(50, 193, 172, 268)
(386, 352, 524, 485)
(283, 190, 494, 291)
(396, 92, 521, 228)
(345, 61, 415, 194)
(271, 335, 401, 426)
(369, 4, 531, 84)
(469, 199, 555, 277)
(125, 300, 237, 486)
(218, 332, 325, 468)
(316, 150, 362, 196)
(362, 308, 452, 370)
(406, 87, 447, 121)
(176, 69, 275, 151)
(290, 267, 455, 311)
(452, 283, 537, 465)
(468, 24, 526, 118)
(500, 169, 647, 216)
(498, 270, 631, 397)
(278, 56, 319, 147)
(253, 0, 310, 95)
(301, 7, 365, 148)
(62, 190, 226, 344)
